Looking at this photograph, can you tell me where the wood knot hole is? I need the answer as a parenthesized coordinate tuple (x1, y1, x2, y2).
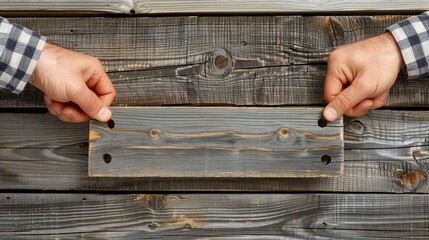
(107, 119, 115, 129)
(149, 129, 160, 137)
(148, 222, 158, 230)
(278, 128, 289, 136)
(321, 155, 331, 165)
(103, 153, 112, 164)
(184, 223, 192, 229)
(215, 55, 228, 70)
(318, 118, 327, 128)
(349, 120, 365, 134)
(130, 9, 136, 14)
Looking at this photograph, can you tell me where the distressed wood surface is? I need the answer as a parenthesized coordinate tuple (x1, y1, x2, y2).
(1, 110, 429, 192)
(0, 193, 428, 238)
(2, 16, 429, 107)
(89, 107, 343, 178)
(136, 1, 429, 14)
(0, 0, 427, 14)
(0, 0, 132, 13)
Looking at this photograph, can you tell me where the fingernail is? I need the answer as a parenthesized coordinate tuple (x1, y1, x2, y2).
(324, 107, 338, 121)
(97, 107, 112, 122)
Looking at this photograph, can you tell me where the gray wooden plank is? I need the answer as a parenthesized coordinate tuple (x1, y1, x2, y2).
(0, 0, 427, 14)
(3, 16, 429, 107)
(0, 0, 132, 13)
(136, 0, 429, 14)
(0, 193, 428, 238)
(89, 107, 344, 178)
(1, 110, 428, 192)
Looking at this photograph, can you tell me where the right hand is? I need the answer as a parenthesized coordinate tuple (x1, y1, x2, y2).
(323, 32, 404, 121)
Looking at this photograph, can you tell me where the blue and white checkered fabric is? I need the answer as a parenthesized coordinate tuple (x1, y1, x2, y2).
(388, 11, 429, 78)
(0, 17, 46, 94)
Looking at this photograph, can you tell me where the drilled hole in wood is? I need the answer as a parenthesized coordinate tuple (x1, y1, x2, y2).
(215, 55, 228, 69)
(81, 197, 87, 201)
(318, 118, 327, 128)
(6, 196, 10, 200)
(103, 153, 112, 164)
(107, 119, 115, 129)
(321, 155, 331, 165)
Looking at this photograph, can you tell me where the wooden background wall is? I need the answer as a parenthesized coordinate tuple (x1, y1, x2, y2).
(1, 1, 429, 238)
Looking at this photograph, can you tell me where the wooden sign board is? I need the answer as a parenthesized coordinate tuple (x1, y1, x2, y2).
(89, 107, 343, 178)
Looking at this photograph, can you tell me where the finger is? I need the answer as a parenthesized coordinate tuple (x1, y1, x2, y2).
(92, 71, 116, 107)
(370, 91, 389, 110)
(323, 84, 369, 121)
(323, 50, 351, 103)
(60, 104, 91, 123)
(85, 60, 116, 106)
(46, 97, 65, 117)
(323, 65, 345, 103)
(344, 99, 373, 117)
(69, 85, 112, 122)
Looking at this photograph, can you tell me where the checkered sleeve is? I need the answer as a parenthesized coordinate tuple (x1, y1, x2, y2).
(0, 17, 46, 94)
(388, 11, 429, 79)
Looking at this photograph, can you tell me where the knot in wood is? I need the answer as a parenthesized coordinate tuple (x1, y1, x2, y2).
(208, 49, 232, 78)
(278, 128, 289, 137)
(348, 120, 365, 134)
(149, 129, 160, 137)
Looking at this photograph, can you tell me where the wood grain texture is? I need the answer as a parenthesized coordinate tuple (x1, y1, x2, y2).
(2, 16, 429, 107)
(0, 0, 427, 14)
(136, 0, 429, 14)
(0, 193, 429, 238)
(89, 107, 343, 178)
(0, 0, 132, 13)
(1, 110, 429, 192)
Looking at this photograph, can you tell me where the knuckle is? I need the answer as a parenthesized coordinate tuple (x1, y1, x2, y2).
(327, 50, 340, 62)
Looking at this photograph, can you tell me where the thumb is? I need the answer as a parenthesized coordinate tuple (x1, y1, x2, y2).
(323, 84, 367, 121)
(70, 86, 112, 122)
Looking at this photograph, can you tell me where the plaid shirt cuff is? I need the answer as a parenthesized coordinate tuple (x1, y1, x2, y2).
(388, 11, 429, 79)
(0, 17, 46, 94)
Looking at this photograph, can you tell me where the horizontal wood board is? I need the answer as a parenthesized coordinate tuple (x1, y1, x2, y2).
(0, 0, 428, 14)
(2, 16, 429, 107)
(0, 193, 428, 238)
(2, 110, 429, 192)
(89, 107, 343, 178)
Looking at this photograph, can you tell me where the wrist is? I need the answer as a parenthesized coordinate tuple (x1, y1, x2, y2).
(380, 32, 404, 73)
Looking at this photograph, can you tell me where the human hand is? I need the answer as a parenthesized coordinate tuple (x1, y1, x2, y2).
(323, 32, 404, 121)
(29, 43, 116, 123)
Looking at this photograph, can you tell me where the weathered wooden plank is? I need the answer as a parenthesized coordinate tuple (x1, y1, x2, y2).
(0, 0, 427, 14)
(1, 110, 429, 192)
(89, 107, 343, 178)
(136, 0, 429, 14)
(0, 193, 428, 238)
(3, 16, 429, 107)
(0, 0, 132, 13)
